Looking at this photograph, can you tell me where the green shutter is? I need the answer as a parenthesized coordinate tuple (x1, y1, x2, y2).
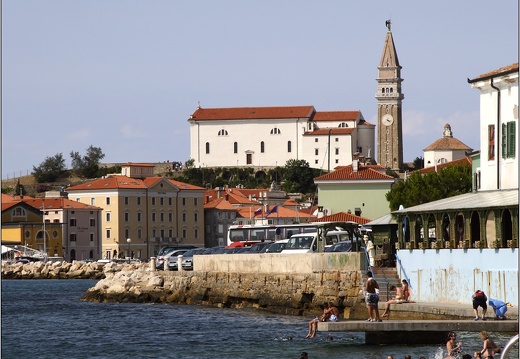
(508, 121, 516, 158)
(502, 123, 507, 158)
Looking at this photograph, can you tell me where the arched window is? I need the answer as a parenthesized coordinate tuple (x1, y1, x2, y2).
(390, 88, 393, 93)
(218, 129, 228, 136)
(382, 88, 385, 94)
(338, 122, 348, 128)
(205, 142, 210, 154)
(234, 142, 238, 154)
(260, 141, 265, 153)
(270, 128, 281, 135)
(287, 141, 292, 153)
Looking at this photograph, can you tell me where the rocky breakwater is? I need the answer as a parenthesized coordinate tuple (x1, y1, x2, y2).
(81, 263, 368, 318)
(1, 260, 106, 280)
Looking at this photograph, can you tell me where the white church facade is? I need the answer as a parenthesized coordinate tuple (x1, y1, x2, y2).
(188, 106, 375, 170)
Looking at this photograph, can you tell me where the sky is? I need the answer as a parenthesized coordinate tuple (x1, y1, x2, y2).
(2, 1, 518, 179)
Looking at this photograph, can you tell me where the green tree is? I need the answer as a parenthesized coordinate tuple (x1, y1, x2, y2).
(413, 156, 424, 170)
(386, 163, 472, 211)
(32, 153, 66, 182)
(70, 145, 105, 179)
(281, 159, 316, 194)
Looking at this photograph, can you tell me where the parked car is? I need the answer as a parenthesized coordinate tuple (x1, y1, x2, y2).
(282, 230, 349, 254)
(180, 248, 206, 270)
(325, 241, 353, 252)
(262, 239, 289, 253)
(156, 245, 197, 269)
(166, 249, 190, 270)
(248, 241, 273, 253)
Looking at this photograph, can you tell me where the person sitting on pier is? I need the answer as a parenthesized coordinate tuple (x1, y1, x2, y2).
(305, 302, 330, 338)
(325, 302, 340, 322)
(381, 285, 405, 318)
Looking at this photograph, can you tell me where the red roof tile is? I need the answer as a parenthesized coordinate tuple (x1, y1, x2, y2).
(304, 128, 355, 136)
(416, 157, 472, 174)
(67, 176, 204, 191)
(22, 198, 102, 210)
(313, 211, 372, 225)
(188, 106, 315, 121)
(204, 197, 237, 210)
(423, 137, 472, 151)
(468, 63, 519, 82)
(314, 164, 394, 181)
(313, 111, 360, 121)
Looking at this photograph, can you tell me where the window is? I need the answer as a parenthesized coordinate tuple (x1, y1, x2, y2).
(106, 229, 111, 239)
(53, 219, 59, 223)
(335, 138, 339, 142)
(218, 129, 228, 136)
(90, 218, 95, 226)
(194, 198, 198, 206)
(70, 234, 77, 242)
(234, 142, 238, 154)
(335, 148, 339, 155)
(152, 229, 156, 237)
(90, 198, 95, 206)
(182, 198, 186, 206)
(160, 229, 165, 238)
(168, 229, 173, 238)
(152, 197, 156, 205)
(182, 212, 187, 222)
(488, 125, 495, 161)
(502, 121, 516, 158)
(152, 212, 156, 222)
(315, 148, 319, 156)
(335, 159, 339, 164)
(137, 212, 142, 222)
(124, 197, 129, 205)
(137, 197, 141, 205)
(70, 218, 77, 226)
(13, 208, 26, 216)
(124, 212, 129, 222)
(287, 141, 292, 153)
(106, 213, 111, 222)
(168, 198, 172, 206)
(90, 233, 94, 242)
(270, 127, 281, 135)
(194, 213, 198, 222)
(169, 212, 173, 222)
(206, 142, 210, 154)
(182, 229, 187, 239)
(315, 160, 319, 164)
(137, 229, 142, 239)
(160, 212, 164, 222)
(195, 229, 199, 239)
(260, 141, 265, 153)
(125, 229, 129, 239)
(315, 138, 318, 142)
(106, 197, 110, 205)
(160, 197, 164, 206)
(52, 230, 58, 238)
(338, 122, 348, 128)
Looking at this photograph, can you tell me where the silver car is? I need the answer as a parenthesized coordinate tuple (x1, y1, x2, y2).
(166, 249, 190, 270)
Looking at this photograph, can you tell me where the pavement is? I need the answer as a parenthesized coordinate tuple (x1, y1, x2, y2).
(377, 301, 518, 320)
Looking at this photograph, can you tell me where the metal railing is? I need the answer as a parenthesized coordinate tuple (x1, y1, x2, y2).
(394, 252, 411, 288)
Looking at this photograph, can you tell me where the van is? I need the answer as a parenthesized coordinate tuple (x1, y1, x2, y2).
(281, 231, 350, 254)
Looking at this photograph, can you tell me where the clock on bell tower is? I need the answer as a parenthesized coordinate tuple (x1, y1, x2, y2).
(376, 20, 404, 171)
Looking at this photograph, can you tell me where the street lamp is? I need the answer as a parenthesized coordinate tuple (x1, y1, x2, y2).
(126, 238, 131, 261)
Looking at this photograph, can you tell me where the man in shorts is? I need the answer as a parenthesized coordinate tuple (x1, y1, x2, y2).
(365, 271, 381, 322)
(472, 290, 488, 321)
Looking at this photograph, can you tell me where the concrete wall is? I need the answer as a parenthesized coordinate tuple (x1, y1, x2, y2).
(396, 248, 518, 305)
(193, 252, 364, 274)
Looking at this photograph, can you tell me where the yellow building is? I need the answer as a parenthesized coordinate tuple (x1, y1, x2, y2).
(66, 163, 205, 260)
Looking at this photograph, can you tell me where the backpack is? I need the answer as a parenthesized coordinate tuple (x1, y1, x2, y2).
(474, 290, 486, 300)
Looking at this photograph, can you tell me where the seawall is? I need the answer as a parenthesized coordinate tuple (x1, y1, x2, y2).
(1, 260, 106, 280)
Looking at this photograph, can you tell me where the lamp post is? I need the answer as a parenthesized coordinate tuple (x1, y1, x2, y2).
(126, 238, 131, 262)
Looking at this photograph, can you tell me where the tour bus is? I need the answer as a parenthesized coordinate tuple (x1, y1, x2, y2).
(281, 230, 352, 254)
(226, 222, 360, 248)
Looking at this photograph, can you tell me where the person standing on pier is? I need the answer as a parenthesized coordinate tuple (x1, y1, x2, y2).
(472, 290, 488, 321)
(364, 235, 375, 267)
(365, 271, 381, 322)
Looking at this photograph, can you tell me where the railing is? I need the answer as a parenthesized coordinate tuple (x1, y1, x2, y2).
(361, 246, 372, 274)
(395, 252, 411, 288)
(500, 334, 518, 359)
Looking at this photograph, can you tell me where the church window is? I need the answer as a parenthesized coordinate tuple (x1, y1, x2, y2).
(382, 88, 385, 94)
(270, 128, 281, 135)
(335, 159, 339, 164)
(260, 141, 265, 153)
(390, 88, 393, 93)
(488, 125, 495, 161)
(315, 160, 319, 164)
(335, 148, 339, 155)
(206, 142, 210, 154)
(338, 122, 348, 128)
(315, 148, 319, 156)
(287, 141, 292, 153)
(218, 129, 228, 136)
(234, 142, 238, 154)
(335, 138, 339, 142)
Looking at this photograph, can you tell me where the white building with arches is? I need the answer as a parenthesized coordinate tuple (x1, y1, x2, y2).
(188, 106, 375, 170)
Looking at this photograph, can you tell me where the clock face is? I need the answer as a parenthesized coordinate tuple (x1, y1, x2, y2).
(382, 114, 394, 126)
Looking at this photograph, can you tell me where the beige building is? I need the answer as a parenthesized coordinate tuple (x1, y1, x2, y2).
(66, 163, 205, 260)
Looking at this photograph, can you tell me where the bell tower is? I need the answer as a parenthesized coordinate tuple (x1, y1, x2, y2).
(376, 20, 404, 171)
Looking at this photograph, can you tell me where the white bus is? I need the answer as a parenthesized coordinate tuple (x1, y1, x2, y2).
(226, 222, 360, 248)
(281, 230, 351, 254)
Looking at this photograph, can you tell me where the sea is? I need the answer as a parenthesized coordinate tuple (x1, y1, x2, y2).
(1, 280, 517, 359)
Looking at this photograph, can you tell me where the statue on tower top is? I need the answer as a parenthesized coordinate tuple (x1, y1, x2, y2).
(385, 19, 391, 31)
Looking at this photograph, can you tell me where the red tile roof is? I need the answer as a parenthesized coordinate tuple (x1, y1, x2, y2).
(188, 106, 315, 121)
(2, 193, 16, 203)
(423, 137, 472, 151)
(204, 197, 237, 210)
(313, 111, 360, 121)
(313, 211, 372, 225)
(22, 198, 102, 210)
(416, 157, 472, 174)
(121, 162, 155, 167)
(235, 205, 316, 221)
(314, 164, 394, 181)
(67, 176, 204, 191)
(468, 63, 519, 82)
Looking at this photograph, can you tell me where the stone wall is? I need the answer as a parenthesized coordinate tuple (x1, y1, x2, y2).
(1, 260, 106, 280)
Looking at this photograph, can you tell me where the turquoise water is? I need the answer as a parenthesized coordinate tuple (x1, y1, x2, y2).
(1, 280, 517, 359)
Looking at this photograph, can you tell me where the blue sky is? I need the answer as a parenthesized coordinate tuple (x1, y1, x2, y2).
(2, 1, 518, 178)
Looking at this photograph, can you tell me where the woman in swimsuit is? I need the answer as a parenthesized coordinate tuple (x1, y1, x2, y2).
(479, 331, 498, 359)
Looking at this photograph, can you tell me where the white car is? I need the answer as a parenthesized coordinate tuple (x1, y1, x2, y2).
(281, 231, 350, 254)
